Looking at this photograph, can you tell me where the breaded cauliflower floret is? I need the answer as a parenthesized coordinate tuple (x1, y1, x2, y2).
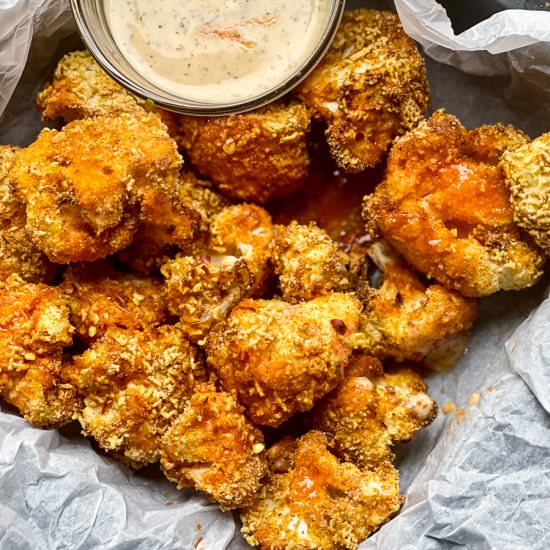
(36, 49, 183, 147)
(375, 366, 438, 443)
(161, 383, 267, 510)
(116, 171, 226, 274)
(0, 146, 57, 282)
(0, 275, 76, 427)
(162, 254, 251, 343)
(176, 171, 233, 234)
(62, 326, 207, 468)
(36, 50, 143, 122)
(207, 293, 362, 427)
(161, 204, 274, 342)
(9, 112, 185, 263)
(364, 110, 544, 297)
(297, 9, 429, 172)
(209, 204, 274, 295)
(61, 262, 169, 343)
(240, 431, 402, 550)
(307, 357, 437, 469)
(357, 241, 478, 365)
(177, 100, 311, 202)
(272, 222, 351, 303)
(501, 131, 550, 256)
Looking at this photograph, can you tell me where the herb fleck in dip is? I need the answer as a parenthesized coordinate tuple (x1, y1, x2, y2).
(106, 0, 332, 103)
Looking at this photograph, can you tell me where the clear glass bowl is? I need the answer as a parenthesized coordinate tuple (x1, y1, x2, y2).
(70, 0, 346, 116)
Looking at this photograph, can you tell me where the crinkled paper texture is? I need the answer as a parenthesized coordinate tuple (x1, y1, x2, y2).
(394, 0, 550, 121)
(0, 1, 550, 549)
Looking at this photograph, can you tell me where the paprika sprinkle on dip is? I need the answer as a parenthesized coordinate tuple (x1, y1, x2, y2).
(105, 0, 335, 104)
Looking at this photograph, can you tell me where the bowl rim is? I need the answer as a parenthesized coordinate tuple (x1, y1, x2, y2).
(69, 0, 346, 116)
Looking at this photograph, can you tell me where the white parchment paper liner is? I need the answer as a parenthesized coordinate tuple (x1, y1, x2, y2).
(393, 0, 550, 122)
(0, 1, 549, 548)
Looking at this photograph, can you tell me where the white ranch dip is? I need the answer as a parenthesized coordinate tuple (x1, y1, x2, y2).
(106, 0, 332, 104)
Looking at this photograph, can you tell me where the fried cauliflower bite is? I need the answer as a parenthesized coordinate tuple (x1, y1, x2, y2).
(176, 171, 233, 234)
(177, 100, 311, 203)
(160, 383, 267, 510)
(375, 365, 438, 443)
(296, 9, 429, 173)
(0, 146, 57, 282)
(36, 49, 183, 145)
(364, 110, 545, 297)
(161, 204, 274, 341)
(36, 50, 143, 122)
(116, 171, 225, 274)
(272, 222, 351, 303)
(209, 204, 274, 294)
(61, 262, 169, 343)
(9, 111, 185, 263)
(206, 293, 362, 427)
(356, 241, 477, 365)
(162, 254, 251, 343)
(0, 275, 76, 427)
(501, 132, 550, 256)
(116, 179, 201, 273)
(306, 356, 391, 469)
(240, 431, 402, 550)
(62, 326, 207, 468)
(306, 357, 436, 470)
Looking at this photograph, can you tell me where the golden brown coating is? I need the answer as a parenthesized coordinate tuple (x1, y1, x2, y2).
(0, 146, 57, 282)
(136, 177, 200, 251)
(375, 366, 438, 443)
(272, 222, 351, 303)
(162, 254, 251, 343)
(176, 171, 233, 233)
(160, 383, 267, 510)
(241, 431, 402, 550)
(9, 111, 184, 263)
(297, 9, 429, 172)
(62, 326, 207, 468)
(0, 147, 23, 226)
(357, 241, 478, 365)
(177, 100, 311, 203)
(10, 112, 185, 263)
(307, 358, 437, 469)
(36, 50, 143, 122)
(501, 132, 550, 256)
(161, 204, 274, 341)
(265, 436, 298, 474)
(207, 293, 362, 427)
(209, 204, 274, 294)
(115, 223, 184, 276)
(116, 171, 224, 274)
(0, 275, 77, 427)
(119, 180, 201, 273)
(61, 262, 169, 343)
(36, 49, 184, 146)
(364, 110, 545, 297)
(306, 356, 390, 469)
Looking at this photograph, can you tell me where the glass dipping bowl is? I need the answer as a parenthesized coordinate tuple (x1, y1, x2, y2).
(70, 0, 346, 116)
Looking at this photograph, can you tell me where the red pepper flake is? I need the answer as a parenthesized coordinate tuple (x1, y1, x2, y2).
(239, 350, 249, 362)
(165, 501, 174, 507)
(194, 536, 204, 549)
(201, 264, 210, 275)
(330, 319, 347, 335)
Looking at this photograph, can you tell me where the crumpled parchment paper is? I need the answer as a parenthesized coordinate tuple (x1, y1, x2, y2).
(1, 1, 550, 549)
(393, 0, 550, 123)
